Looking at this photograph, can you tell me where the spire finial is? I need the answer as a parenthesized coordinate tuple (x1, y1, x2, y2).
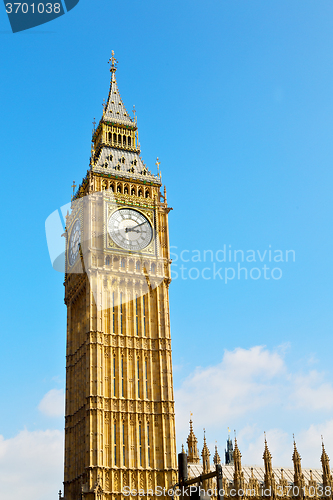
(156, 157, 161, 174)
(264, 431, 267, 444)
(156, 157, 162, 180)
(182, 443, 185, 453)
(71, 180, 76, 201)
(108, 50, 118, 73)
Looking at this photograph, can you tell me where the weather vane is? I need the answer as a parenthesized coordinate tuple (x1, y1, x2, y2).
(155, 157, 162, 180)
(71, 180, 76, 201)
(108, 50, 118, 72)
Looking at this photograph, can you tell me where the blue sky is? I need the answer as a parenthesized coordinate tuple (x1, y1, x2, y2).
(1, 0, 333, 497)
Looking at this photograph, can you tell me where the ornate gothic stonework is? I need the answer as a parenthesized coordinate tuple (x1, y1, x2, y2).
(62, 53, 177, 500)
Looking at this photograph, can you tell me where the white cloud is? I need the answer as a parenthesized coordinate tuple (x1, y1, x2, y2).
(0, 429, 64, 500)
(38, 389, 65, 417)
(175, 345, 333, 468)
(290, 371, 333, 410)
(236, 420, 333, 469)
(175, 345, 286, 431)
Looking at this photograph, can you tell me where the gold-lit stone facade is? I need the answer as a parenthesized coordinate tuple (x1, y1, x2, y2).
(63, 53, 177, 500)
(185, 421, 333, 500)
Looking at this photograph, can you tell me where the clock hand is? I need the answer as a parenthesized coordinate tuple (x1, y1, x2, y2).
(125, 221, 147, 232)
(133, 221, 147, 228)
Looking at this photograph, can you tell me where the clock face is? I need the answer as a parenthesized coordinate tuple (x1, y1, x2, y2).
(68, 219, 81, 266)
(108, 208, 153, 251)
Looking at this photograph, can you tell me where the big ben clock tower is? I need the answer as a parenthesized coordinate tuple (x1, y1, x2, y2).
(63, 52, 177, 500)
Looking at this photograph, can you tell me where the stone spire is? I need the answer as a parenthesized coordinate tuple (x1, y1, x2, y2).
(89, 52, 159, 184)
(262, 434, 276, 496)
(202, 430, 211, 474)
(213, 444, 221, 465)
(263, 434, 273, 477)
(308, 469, 317, 492)
(186, 418, 200, 464)
(202, 430, 212, 491)
(248, 467, 259, 497)
(321, 437, 333, 489)
(234, 437, 242, 475)
(233, 437, 245, 497)
(292, 436, 305, 495)
(225, 428, 234, 465)
(104, 50, 134, 127)
(279, 469, 288, 496)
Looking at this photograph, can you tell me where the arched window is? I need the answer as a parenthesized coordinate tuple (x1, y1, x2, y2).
(135, 294, 139, 336)
(112, 292, 115, 334)
(151, 263, 155, 273)
(123, 135, 126, 146)
(143, 295, 147, 336)
(128, 136, 131, 146)
(147, 423, 150, 466)
(117, 185, 121, 193)
(136, 261, 140, 271)
(121, 258, 125, 268)
(145, 360, 148, 399)
(114, 421, 117, 465)
(105, 257, 110, 265)
(131, 188, 135, 196)
(124, 186, 128, 194)
(138, 189, 143, 197)
(108, 132, 112, 142)
(113, 133, 117, 143)
(137, 359, 141, 399)
(110, 183, 115, 192)
(145, 190, 149, 198)
(120, 292, 123, 334)
(118, 134, 121, 144)
(121, 358, 124, 397)
(113, 355, 116, 394)
(139, 423, 142, 466)
(122, 422, 126, 466)
(121, 157, 125, 164)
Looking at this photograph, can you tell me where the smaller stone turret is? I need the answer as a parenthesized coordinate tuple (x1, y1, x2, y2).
(213, 444, 221, 465)
(262, 434, 276, 497)
(233, 437, 245, 498)
(292, 436, 305, 496)
(186, 418, 200, 464)
(225, 428, 234, 465)
(202, 430, 211, 474)
(321, 437, 333, 494)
